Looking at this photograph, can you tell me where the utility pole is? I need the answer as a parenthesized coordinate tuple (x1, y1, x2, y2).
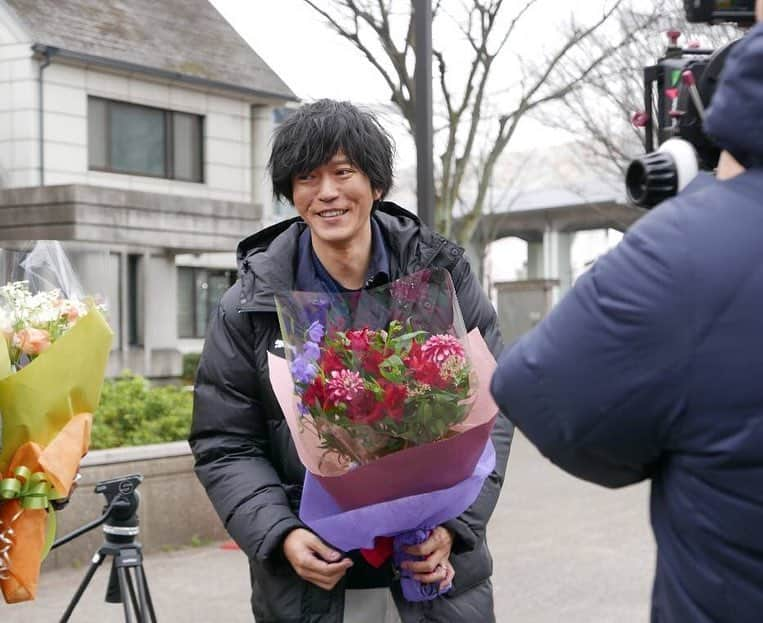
(414, 0, 435, 229)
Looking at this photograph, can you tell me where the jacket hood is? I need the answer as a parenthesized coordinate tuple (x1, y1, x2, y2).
(704, 23, 763, 167)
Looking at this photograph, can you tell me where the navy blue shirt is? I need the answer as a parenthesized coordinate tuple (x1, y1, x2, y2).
(295, 216, 390, 293)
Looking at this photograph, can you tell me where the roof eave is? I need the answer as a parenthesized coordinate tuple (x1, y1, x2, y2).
(31, 43, 299, 103)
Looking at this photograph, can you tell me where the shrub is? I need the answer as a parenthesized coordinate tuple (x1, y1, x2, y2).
(91, 372, 193, 449)
(181, 352, 202, 384)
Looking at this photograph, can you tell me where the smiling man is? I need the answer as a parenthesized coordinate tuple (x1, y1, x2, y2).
(189, 99, 513, 623)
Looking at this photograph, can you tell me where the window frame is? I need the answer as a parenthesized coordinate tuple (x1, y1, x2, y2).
(88, 96, 204, 183)
(177, 266, 236, 339)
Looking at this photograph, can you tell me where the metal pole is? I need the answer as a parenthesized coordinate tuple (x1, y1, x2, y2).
(414, 0, 435, 230)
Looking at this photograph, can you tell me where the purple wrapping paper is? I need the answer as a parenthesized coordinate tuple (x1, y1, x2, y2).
(299, 440, 496, 601)
(314, 417, 495, 511)
(393, 529, 451, 601)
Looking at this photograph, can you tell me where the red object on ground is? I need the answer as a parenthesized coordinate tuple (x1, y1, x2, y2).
(220, 540, 241, 551)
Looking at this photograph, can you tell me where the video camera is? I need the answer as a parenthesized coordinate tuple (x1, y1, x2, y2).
(684, 0, 756, 24)
(625, 1, 755, 207)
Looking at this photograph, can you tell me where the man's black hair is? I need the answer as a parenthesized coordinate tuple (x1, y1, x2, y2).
(268, 99, 395, 204)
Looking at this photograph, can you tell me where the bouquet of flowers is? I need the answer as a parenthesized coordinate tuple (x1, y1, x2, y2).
(270, 268, 499, 600)
(0, 241, 112, 604)
(290, 318, 473, 465)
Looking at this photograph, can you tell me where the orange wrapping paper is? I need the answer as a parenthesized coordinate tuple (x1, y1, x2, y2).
(0, 412, 91, 603)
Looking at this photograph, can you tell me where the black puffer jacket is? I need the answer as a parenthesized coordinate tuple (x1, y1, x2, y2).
(190, 203, 513, 622)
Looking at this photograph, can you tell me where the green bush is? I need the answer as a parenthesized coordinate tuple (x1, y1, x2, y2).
(91, 372, 193, 449)
(181, 352, 202, 384)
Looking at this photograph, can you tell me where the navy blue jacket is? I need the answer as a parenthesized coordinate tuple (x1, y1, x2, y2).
(490, 24, 763, 623)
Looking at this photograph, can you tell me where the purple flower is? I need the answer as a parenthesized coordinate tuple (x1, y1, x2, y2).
(290, 355, 317, 384)
(307, 320, 324, 343)
(303, 341, 320, 361)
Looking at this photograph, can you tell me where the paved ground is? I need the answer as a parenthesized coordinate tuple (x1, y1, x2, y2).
(3, 433, 655, 622)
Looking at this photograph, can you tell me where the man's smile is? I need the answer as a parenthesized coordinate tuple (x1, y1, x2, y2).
(317, 209, 349, 218)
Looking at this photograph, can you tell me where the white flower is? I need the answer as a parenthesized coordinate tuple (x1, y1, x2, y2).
(0, 309, 12, 338)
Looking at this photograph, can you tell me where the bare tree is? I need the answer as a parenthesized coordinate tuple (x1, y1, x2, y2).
(301, 0, 660, 244)
(537, 0, 741, 177)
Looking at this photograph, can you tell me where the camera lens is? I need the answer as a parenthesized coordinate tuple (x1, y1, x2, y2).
(625, 151, 679, 208)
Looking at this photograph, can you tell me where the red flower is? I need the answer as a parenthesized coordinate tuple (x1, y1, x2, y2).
(347, 389, 384, 424)
(320, 348, 345, 375)
(303, 376, 327, 409)
(406, 349, 449, 390)
(404, 340, 422, 362)
(361, 348, 387, 375)
(381, 382, 407, 421)
(326, 369, 364, 403)
(346, 327, 373, 352)
(421, 334, 465, 365)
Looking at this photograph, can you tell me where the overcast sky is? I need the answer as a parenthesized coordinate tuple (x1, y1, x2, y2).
(208, 0, 578, 167)
(208, 0, 629, 280)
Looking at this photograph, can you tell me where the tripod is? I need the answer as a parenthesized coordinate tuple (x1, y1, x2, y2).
(52, 474, 157, 623)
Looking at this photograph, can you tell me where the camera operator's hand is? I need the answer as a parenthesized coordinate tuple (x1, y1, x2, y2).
(282, 528, 352, 591)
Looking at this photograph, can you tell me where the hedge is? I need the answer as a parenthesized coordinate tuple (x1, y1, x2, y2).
(91, 372, 193, 450)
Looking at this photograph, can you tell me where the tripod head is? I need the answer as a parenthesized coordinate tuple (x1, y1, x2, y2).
(51, 473, 144, 551)
(96, 474, 143, 543)
(95, 474, 142, 513)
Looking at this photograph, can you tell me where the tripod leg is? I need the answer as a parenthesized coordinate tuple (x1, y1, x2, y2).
(123, 568, 143, 622)
(134, 564, 157, 622)
(60, 552, 106, 623)
(116, 564, 135, 623)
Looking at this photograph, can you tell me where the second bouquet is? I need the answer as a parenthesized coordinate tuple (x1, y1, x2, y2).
(0, 242, 112, 604)
(269, 267, 498, 601)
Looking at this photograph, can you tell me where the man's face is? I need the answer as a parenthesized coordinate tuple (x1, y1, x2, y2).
(757, 0, 762, 22)
(291, 151, 381, 251)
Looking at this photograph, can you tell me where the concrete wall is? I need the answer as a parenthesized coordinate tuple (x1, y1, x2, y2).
(0, 2, 36, 188)
(0, 184, 259, 252)
(39, 62, 260, 202)
(145, 254, 178, 350)
(42, 442, 228, 573)
(0, 7, 278, 204)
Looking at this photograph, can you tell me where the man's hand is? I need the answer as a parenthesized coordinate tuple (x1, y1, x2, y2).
(401, 526, 455, 590)
(282, 528, 353, 591)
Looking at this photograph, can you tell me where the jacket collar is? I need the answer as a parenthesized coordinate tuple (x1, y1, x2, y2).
(235, 201, 446, 312)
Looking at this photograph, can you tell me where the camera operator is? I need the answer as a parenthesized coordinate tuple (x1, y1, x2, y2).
(490, 2, 763, 621)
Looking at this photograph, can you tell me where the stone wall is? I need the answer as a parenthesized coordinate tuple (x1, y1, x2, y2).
(42, 442, 229, 572)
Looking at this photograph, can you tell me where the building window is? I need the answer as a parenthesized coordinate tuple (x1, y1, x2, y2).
(177, 267, 236, 338)
(127, 254, 142, 346)
(88, 97, 204, 182)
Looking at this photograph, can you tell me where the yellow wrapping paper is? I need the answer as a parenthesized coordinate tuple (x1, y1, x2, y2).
(0, 308, 112, 474)
(0, 413, 92, 603)
(0, 307, 112, 603)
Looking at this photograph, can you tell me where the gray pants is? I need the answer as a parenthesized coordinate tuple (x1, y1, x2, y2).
(344, 589, 402, 623)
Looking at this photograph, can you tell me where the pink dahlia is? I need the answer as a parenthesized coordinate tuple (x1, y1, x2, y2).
(420, 334, 465, 365)
(326, 369, 364, 403)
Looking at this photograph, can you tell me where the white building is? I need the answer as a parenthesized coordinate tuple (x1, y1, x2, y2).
(0, 0, 296, 377)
